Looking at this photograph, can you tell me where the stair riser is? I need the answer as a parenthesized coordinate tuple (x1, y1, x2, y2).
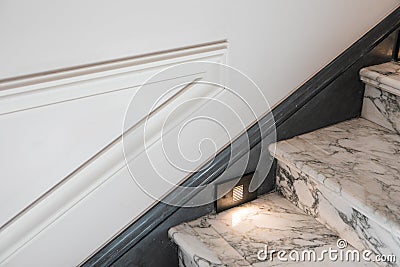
(362, 84, 400, 134)
(177, 248, 202, 267)
(276, 161, 400, 266)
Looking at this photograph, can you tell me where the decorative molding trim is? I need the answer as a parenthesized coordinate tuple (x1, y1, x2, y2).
(82, 6, 400, 267)
(0, 42, 227, 116)
(0, 40, 228, 90)
(0, 42, 228, 265)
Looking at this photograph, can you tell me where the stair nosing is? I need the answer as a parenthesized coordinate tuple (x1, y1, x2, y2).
(360, 62, 400, 97)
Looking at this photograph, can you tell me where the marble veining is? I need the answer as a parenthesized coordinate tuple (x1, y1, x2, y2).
(276, 161, 400, 266)
(362, 84, 400, 134)
(360, 62, 400, 98)
(169, 219, 249, 266)
(169, 193, 374, 267)
(269, 118, 400, 237)
(360, 62, 400, 133)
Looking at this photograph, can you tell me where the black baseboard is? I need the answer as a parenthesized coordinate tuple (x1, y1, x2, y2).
(83, 7, 400, 267)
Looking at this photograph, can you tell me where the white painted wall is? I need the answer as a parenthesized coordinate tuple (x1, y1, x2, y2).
(0, 47, 230, 266)
(1, 0, 398, 105)
(0, 0, 399, 266)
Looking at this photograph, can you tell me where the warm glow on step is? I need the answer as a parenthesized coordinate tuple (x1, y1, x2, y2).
(231, 207, 256, 227)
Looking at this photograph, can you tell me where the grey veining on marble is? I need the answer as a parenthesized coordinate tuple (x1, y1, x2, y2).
(169, 193, 375, 267)
(204, 193, 340, 265)
(360, 62, 400, 133)
(276, 161, 400, 266)
(269, 118, 400, 237)
(169, 219, 249, 266)
(360, 62, 400, 98)
(362, 84, 400, 134)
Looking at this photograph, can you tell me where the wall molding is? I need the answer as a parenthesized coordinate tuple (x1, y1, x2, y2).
(0, 42, 227, 116)
(0, 42, 228, 265)
(0, 40, 227, 91)
(82, 6, 400, 267)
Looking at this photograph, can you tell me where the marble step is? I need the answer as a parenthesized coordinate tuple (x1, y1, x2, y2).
(169, 192, 376, 267)
(269, 118, 400, 266)
(360, 62, 400, 134)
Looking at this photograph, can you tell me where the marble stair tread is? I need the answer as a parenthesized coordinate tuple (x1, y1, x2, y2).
(169, 193, 373, 266)
(169, 220, 250, 266)
(360, 62, 400, 97)
(269, 118, 400, 236)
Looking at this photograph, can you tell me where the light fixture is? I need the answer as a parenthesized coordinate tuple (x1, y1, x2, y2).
(232, 185, 244, 202)
(215, 172, 257, 213)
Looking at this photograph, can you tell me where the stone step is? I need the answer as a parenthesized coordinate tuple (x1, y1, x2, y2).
(360, 62, 400, 134)
(169, 192, 377, 267)
(269, 118, 400, 266)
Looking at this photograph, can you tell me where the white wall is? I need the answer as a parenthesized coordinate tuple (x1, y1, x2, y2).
(226, 0, 400, 105)
(1, 0, 398, 105)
